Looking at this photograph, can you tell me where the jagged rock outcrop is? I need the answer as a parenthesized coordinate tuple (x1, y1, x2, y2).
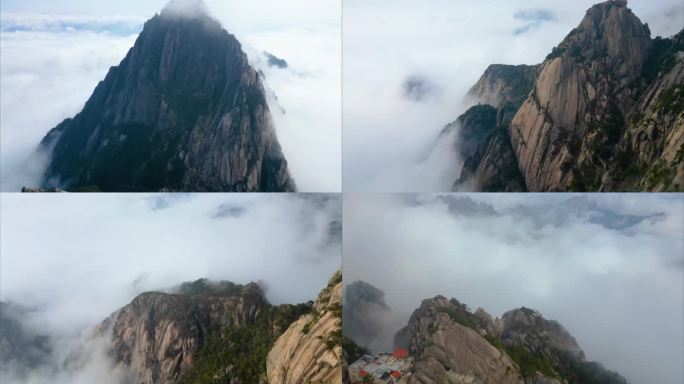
(393, 296, 627, 384)
(98, 282, 268, 383)
(449, 0, 684, 191)
(446, 64, 538, 191)
(394, 296, 523, 384)
(97, 279, 310, 384)
(501, 308, 584, 367)
(266, 271, 342, 384)
(39, 0, 295, 192)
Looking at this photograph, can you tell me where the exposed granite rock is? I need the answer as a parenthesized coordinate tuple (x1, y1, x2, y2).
(448, 1, 683, 191)
(266, 271, 342, 384)
(394, 296, 627, 384)
(39, 0, 294, 192)
(446, 105, 527, 191)
(97, 282, 272, 384)
(501, 307, 585, 366)
(395, 296, 523, 384)
(509, 0, 652, 191)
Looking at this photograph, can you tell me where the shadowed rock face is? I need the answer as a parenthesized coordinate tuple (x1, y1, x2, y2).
(394, 296, 627, 384)
(501, 308, 585, 366)
(448, 1, 684, 192)
(39, 1, 295, 192)
(467, 64, 540, 110)
(342, 280, 392, 351)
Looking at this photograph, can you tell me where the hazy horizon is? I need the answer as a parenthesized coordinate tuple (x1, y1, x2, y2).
(343, 193, 684, 384)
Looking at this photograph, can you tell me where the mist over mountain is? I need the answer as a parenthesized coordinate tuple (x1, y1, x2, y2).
(401, 194, 666, 231)
(1, 273, 341, 384)
(344, 193, 683, 384)
(36, 0, 294, 192)
(342, 281, 393, 352)
(393, 295, 627, 384)
(444, 0, 684, 192)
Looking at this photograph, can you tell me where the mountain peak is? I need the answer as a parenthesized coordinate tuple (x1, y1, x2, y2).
(160, 0, 211, 19)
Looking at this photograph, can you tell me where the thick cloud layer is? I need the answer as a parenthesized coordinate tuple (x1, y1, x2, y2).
(343, 193, 684, 384)
(0, 193, 341, 383)
(1, 0, 340, 192)
(343, 0, 684, 192)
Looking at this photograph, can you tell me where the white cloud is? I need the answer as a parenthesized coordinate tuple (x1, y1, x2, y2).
(343, 193, 684, 384)
(1, 0, 341, 191)
(0, 193, 341, 382)
(343, 0, 684, 192)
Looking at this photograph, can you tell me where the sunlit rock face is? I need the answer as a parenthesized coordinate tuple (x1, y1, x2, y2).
(448, 1, 684, 192)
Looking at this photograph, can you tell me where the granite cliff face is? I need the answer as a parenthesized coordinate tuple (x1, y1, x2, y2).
(97, 279, 309, 384)
(39, 0, 295, 192)
(394, 296, 626, 384)
(394, 297, 523, 384)
(266, 271, 343, 384)
(449, 0, 683, 191)
(93, 273, 341, 384)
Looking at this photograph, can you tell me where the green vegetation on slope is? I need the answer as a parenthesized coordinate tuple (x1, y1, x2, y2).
(177, 303, 310, 384)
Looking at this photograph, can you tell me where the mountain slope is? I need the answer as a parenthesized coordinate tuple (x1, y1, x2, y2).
(96, 280, 309, 384)
(394, 296, 626, 384)
(449, 0, 683, 192)
(266, 271, 343, 384)
(39, 0, 295, 192)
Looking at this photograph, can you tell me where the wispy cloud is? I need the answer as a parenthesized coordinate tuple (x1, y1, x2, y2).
(344, 193, 684, 384)
(513, 9, 557, 35)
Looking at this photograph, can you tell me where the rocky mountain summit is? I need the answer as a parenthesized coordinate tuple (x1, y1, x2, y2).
(38, 0, 295, 192)
(97, 280, 303, 383)
(394, 296, 626, 384)
(266, 271, 343, 384)
(95, 273, 344, 384)
(447, 0, 684, 191)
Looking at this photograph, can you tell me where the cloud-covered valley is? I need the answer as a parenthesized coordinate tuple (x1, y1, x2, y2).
(343, 193, 683, 384)
(1, 0, 340, 191)
(0, 193, 341, 383)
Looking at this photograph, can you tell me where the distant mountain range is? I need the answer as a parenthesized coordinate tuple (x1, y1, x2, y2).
(402, 194, 665, 231)
(442, 0, 684, 192)
(36, 0, 294, 192)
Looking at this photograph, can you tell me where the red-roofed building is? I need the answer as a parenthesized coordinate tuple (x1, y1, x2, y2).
(393, 348, 408, 359)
